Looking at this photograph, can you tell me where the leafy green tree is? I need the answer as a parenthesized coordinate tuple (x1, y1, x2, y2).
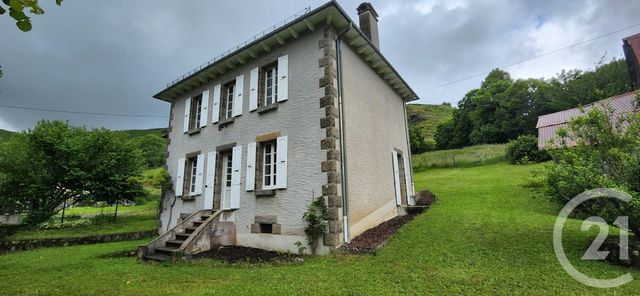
(433, 58, 631, 151)
(132, 134, 166, 168)
(409, 126, 429, 154)
(0, 0, 62, 32)
(0, 121, 145, 225)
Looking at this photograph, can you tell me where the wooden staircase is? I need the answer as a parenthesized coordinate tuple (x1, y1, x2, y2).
(139, 209, 223, 262)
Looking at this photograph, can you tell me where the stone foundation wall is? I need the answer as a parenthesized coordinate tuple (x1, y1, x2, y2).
(0, 230, 156, 254)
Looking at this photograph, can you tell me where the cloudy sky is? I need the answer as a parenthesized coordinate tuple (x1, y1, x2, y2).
(0, 0, 639, 132)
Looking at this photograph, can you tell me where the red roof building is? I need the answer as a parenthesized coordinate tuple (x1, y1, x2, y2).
(536, 92, 638, 148)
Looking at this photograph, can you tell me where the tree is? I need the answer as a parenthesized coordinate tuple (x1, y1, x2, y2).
(0, 0, 63, 32)
(409, 126, 430, 154)
(132, 134, 167, 168)
(0, 121, 145, 225)
(432, 58, 631, 151)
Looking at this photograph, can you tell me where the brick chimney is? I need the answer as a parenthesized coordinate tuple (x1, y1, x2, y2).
(357, 2, 380, 49)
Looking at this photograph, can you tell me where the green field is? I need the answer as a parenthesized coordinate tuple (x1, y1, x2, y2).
(0, 128, 13, 143)
(412, 143, 507, 170)
(1, 162, 638, 295)
(120, 128, 165, 139)
(406, 103, 454, 141)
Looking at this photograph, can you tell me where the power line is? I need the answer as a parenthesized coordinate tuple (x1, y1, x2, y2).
(428, 22, 640, 90)
(0, 104, 168, 118)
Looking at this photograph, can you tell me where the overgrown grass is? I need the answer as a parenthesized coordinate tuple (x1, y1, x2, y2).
(1, 163, 639, 294)
(406, 103, 454, 141)
(412, 143, 507, 170)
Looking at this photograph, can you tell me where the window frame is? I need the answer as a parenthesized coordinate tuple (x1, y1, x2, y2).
(188, 94, 203, 131)
(220, 80, 236, 121)
(263, 63, 278, 107)
(261, 141, 278, 190)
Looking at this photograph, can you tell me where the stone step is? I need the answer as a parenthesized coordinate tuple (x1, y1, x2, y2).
(165, 240, 185, 248)
(192, 221, 204, 226)
(175, 233, 191, 240)
(145, 254, 171, 262)
(200, 215, 211, 221)
(153, 247, 178, 256)
(184, 227, 197, 234)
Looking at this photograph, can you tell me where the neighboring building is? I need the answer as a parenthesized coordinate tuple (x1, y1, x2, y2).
(140, 1, 418, 260)
(536, 92, 638, 148)
(623, 33, 640, 90)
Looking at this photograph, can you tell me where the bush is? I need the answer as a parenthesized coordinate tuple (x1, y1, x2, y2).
(506, 135, 550, 164)
(38, 218, 91, 230)
(525, 102, 640, 236)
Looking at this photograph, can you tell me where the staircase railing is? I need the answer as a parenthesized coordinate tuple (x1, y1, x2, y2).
(178, 209, 223, 255)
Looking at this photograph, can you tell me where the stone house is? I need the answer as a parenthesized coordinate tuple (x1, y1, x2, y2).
(140, 1, 418, 260)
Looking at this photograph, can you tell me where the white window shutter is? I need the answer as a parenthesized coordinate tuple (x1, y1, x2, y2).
(392, 150, 402, 206)
(404, 155, 414, 205)
(246, 142, 256, 191)
(212, 84, 221, 123)
(277, 55, 288, 102)
(204, 152, 216, 210)
(276, 136, 288, 189)
(230, 145, 242, 209)
(249, 67, 259, 111)
(233, 75, 244, 117)
(191, 154, 204, 196)
(175, 158, 186, 197)
(183, 98, 191, 133)
(199, 90, 210, 128)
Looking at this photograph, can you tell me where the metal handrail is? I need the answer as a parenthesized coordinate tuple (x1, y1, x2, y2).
(165, 6, 312, 88)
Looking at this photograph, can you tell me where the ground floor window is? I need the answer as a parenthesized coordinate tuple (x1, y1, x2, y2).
(262, 141, 277, 189)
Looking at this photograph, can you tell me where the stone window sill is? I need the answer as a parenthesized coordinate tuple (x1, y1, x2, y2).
(187, 128, 201, 135)
(218, 117, 235, 129)
(257, 103, 278, 114)
(181, 195, 198, 201)
(255, 189, 276, 197)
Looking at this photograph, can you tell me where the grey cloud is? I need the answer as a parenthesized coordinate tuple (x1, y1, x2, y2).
(0, 0, 639, 131)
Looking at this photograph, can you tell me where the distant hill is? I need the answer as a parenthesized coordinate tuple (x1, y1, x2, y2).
(406, 103, 455, 141)
(0, 129, 13, 143)
(0, 127, 166, 144)
(120, 128, 165, 139)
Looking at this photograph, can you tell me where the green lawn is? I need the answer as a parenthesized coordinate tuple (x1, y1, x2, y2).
(60, 200, 158, 217)
(1, 162, 639, 295)
(413, 143, 507, 170)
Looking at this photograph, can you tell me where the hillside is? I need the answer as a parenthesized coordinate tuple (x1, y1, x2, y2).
(120, 128, 165, 139)
(0, 129, 12, 143)
(406, 103, 454, 141)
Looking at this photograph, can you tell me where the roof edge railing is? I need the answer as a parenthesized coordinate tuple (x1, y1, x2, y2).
(166, 6, 312, 88)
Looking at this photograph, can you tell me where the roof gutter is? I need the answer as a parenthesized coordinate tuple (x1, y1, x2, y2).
(336, 22, 352, 244)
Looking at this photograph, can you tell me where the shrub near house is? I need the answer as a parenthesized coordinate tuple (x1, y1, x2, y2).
(526, 103, 640, 236)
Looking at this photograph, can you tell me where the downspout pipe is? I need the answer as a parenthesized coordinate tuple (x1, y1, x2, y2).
(402, 103, 415, 203)
(336, 23, 352, 243)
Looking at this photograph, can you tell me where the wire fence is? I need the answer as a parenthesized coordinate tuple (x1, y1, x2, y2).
(166, 6, 312, 88)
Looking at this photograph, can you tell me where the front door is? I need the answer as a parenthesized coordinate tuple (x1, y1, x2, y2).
(220, 153, 233, 210)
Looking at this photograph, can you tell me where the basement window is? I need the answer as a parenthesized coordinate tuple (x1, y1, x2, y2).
(259, 223, 273, 234)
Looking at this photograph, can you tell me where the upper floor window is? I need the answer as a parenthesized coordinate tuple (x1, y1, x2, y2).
(188, 95, 202, 131)
(263, 64, 278, 107)
(222, 81, 235, 120)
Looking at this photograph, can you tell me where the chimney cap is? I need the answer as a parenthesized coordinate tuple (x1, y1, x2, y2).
(357, 2, 379, 18)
